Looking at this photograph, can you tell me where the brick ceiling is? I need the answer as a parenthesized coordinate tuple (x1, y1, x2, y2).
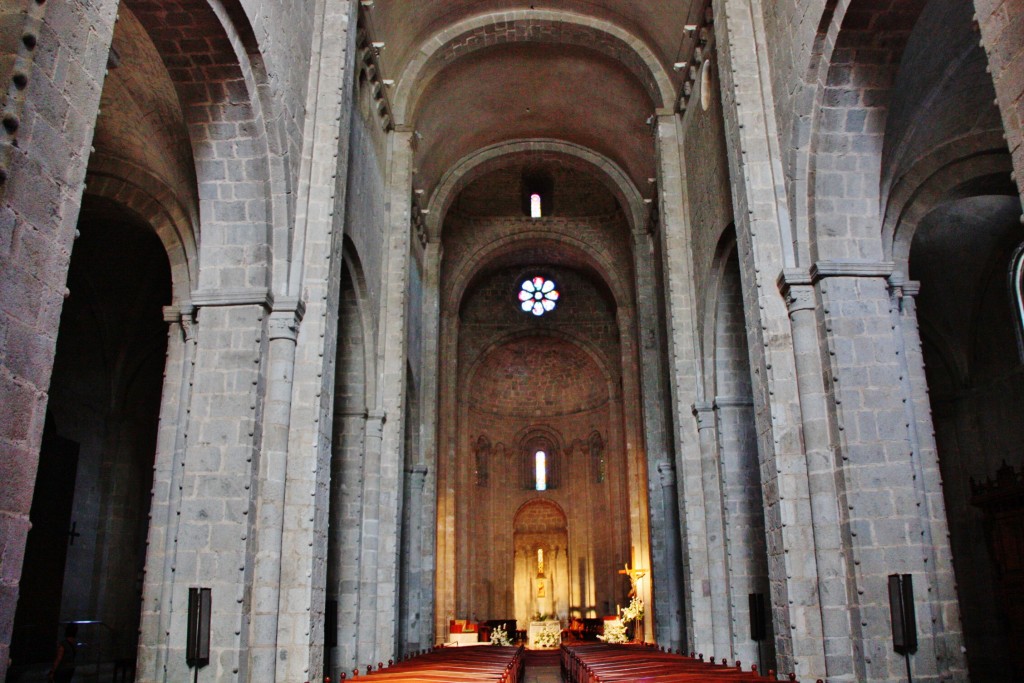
(365, 0, 707, 205)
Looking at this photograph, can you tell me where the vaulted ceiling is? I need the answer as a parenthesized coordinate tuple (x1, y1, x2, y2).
(363, 0, 706, 208)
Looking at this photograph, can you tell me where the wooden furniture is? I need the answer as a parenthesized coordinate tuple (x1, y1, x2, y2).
(562, 643, 805, 682)
(971, 462, 1024, 681)
(352, 644, 524, 682)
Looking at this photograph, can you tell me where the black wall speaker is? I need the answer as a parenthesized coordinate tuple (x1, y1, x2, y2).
(186, 587, 212, 667)
(325, 599, 338, 649)
(749, 593, 766, 642)
(888, 574, 918, 655)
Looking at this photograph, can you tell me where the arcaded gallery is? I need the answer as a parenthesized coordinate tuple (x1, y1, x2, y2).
(0, 0, 1023, 681)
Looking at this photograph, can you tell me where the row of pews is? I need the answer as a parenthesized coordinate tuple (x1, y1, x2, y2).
(307, 645, 525, 682)
(562, 643, 816, 683)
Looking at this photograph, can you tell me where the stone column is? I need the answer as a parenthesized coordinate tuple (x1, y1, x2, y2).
(656, 461, 686, 651)
(713, 397, 764, 670)
(331, 409, 367, 675)
(0, 2, 118, 676)
(632, 228, 684, 649)
(711, 1, 830, 677)
(399, 466, 429, 654)
(139, 305, 197, 682)
(777, 272, 857, 682)
(889, 277, 965, 678)
(404, 240, 441, 653)
(249, 301, 303, 682)
(268, 2, 359, 679)
(692, 402, 730, 657)
(357, 129, 414, 667)
(973, 0, 1024, 204)
(654, 112, 715, 657)
(811, 261, 966, 681)
(159, 294, 268, 683)
(616, 307, 655, 643)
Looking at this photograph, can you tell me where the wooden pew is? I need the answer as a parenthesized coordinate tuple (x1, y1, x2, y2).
(562, 643, 812, 683)
(329, 644, 524, 683)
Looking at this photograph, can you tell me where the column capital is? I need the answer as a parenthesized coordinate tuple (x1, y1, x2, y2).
(162, 304, 197, 340)
(655, 460, 677, 487)
(366, 409, 387, 441)
(777, 268, 816, 314)
(691, 401, 716, 430)
(887, 272, 921, 299)
(268, 296, 306, 342)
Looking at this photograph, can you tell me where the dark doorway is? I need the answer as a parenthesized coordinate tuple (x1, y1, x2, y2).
(10, 417, 79, 664)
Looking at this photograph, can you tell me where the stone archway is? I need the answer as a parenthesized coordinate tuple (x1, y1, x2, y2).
(513, 500, 569, 626)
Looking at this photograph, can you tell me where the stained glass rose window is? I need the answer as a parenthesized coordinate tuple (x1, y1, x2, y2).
(518, 276, 559, 316)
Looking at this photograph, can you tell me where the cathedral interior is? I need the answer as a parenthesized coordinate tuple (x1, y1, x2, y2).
(1, 0, 1023, 681)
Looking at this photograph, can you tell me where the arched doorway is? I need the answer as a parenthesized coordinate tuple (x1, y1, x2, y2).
(9, 196, 171, 675)
(513, 500, 569, 623)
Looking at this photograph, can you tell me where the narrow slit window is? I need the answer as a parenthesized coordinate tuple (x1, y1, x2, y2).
(535, 450, 547, 491)
(530, 192, 543, 218)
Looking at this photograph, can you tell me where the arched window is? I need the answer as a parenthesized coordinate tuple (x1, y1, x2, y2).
(535, 450, 547, 491)
(530, 192, 543, 218)
(521, 433, 559, 490)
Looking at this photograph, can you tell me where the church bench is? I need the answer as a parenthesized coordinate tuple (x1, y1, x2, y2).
(562, 644, 807, 683)
(352, 645, 524, 683)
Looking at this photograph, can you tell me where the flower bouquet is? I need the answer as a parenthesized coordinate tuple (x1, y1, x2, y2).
(490, 625, 513, 647)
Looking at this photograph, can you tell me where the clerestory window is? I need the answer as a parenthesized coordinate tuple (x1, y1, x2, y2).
(519, 276, 559, 316)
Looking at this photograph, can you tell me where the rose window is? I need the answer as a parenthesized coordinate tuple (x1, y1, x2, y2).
(518, 276, 560, 316)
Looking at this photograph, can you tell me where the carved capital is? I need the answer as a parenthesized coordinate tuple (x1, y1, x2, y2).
(162, 304, 197, 341)
(268, 297, 306, 342)
(691, 401, 715, 430)
(777, 268, 815, 315)
(365, 409, 387, 441)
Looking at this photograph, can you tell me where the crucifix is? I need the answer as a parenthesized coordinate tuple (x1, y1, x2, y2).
(618, 563, 646, 597)
(67, 521, 81, 546)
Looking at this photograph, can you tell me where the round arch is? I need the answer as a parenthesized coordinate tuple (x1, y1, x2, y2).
(391, 9, 674, 125)
(427, 139, 648, 240)
(84, 160, 199, 306)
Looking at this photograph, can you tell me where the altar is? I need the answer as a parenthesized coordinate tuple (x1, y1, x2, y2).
(528, 620, 561, 649)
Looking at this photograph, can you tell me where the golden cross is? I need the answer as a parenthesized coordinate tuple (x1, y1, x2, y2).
(618, 563, 646, 596)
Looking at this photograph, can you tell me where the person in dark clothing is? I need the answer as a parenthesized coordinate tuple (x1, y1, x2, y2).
(48, 623, 77, 683)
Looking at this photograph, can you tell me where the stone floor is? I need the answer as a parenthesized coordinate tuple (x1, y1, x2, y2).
(523, 649, 563, 683)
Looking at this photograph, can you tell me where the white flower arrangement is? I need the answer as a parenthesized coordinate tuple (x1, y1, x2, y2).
(620, 596, 644, 624)
(534, 627, 561, 648)
(597, 619, 629, 644)
(490, 625, 513, 647)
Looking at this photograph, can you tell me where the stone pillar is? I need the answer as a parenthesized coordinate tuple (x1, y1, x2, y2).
(811, 261, 966, 681)
(403, 240, 441, 653)
(711, 1, 831, 677)
(332, 410, 367, 674)
(399, 466, 429, 654)
(632, 229, 684, 649)
(0, 2, 118, 676)
(713, 397, 766, 670)
(656, 461, 686, 651)
(889, 277, 965, 679)
(973, 0, 1024, 204)
(654, 112, 715, 657)
(268, 2, 359, 679)
(158, 295, 268, 683)
(777, 272, 857, 681)
(692, 402, 730, 657)
(139, 306, 197, 682)
(356, 129, 414, 667)
(616, 307, 655, 643)
(249, 302, 303, 682)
